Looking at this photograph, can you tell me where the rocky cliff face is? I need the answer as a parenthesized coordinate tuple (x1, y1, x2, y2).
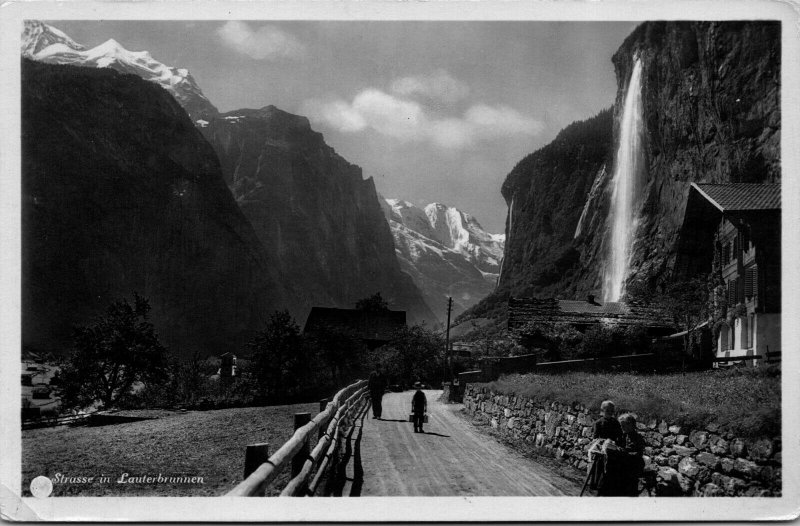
(497, 109, 613, 300)
(199, 108, 437, 325)
(479, 21, 780, 317)
(381, 198, 504, 320)
(22, 20, 436, 327)
(22, 59, 283, 357)
(584, 21, 781, 291)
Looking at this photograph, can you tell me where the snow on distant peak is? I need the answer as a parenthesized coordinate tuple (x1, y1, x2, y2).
(382, 196, 505, 319)
(383, 197, 504, 274)
(21, 20, 85, 57)
(21, 20, 218, 120)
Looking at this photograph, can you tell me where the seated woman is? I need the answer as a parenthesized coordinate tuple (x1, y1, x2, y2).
(587, 400, 623, 492)
(600, 413, 646, 496)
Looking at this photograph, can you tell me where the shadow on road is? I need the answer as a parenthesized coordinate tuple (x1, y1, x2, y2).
(419, 431, 450, 438)
(349, 412, 365, 497)
(377, 418, 408, 423)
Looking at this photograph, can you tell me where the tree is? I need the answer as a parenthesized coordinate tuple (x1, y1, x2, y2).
(308, 324, 366, 388)
(368, 325, 444, 386)
(248, 310, 306, 403)
(355, 292, 390, 312)
(57, 294, 168, 411)
(630, 276, 712, 368)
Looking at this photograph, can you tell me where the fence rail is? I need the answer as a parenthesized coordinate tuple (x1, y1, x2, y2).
(226, 379, 368, 497)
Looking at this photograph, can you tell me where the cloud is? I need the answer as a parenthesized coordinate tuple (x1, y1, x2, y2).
(303, 89, 543, 149)
(391, 70, 470, 104)
(216, 21, 306, 60)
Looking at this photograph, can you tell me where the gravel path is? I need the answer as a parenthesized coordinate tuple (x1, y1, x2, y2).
(358, 390, 581, 496)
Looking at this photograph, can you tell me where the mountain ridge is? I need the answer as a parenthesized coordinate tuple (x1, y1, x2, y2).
(22, 20, 219, 121)
(380, 197, 504, 320)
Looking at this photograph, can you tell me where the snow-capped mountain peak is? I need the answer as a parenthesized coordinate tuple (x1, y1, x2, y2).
(381, 196, 505, 319)
(21, 20, 218, 121)
(21, 20, 85, 57)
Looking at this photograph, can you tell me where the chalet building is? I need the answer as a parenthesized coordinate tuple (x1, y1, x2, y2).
(508, 295, 675, 340)
(303, 307, 406, 350)
(675, 183, 780, 365)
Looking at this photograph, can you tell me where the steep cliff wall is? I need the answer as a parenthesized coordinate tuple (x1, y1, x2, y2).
(497, 109, 613, 299)
(582, 21, 781, 291)
(467, 21, 780, 326)
(22, 60, 283, 357)
(200, 108, 436, 325)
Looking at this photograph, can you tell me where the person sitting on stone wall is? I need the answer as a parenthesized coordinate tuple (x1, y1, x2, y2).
(593, 400, 623, 442)
(601, 412, 646, 496)
(587, 400, 623, 492)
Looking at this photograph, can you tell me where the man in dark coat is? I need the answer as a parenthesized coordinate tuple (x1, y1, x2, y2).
(368, 368, 387, 419)
(411, 382, 427, 433)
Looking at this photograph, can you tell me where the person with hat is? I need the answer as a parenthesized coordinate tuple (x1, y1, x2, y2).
(411, 382, 427, 433)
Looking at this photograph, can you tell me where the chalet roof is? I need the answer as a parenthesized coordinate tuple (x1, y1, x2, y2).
(692, 183, 781, 212)
(303, 307, 406, 342)
(508, 297, 675, 330)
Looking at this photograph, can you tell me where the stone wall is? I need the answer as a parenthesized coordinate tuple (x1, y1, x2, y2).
(463, 384, 781, 496)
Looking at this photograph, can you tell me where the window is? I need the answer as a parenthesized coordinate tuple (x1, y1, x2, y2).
(722, 243, 731, 265)
(727, 278, 738, 306)
(745, 265, 758, 299)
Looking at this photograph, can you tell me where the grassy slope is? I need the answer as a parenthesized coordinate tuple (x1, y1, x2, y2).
(22, 403, 319, 496)
(481, 367, 780, 438)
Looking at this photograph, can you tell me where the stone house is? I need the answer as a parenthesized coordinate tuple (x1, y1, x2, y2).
(508, 295, 675, 338)
(675, 183, 780, 366)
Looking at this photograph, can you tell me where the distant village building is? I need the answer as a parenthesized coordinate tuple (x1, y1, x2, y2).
(219, 352, 237, 378)
(675, 183, 781, 366)
(508, 295, 675, 339)
(303, 307, 406, 350)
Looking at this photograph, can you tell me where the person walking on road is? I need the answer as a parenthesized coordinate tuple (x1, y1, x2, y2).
(368, 368, 387, 419)
(411, 382, 427, 433)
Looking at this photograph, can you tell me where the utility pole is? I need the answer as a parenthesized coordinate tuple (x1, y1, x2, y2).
(445, 296, 453, 382)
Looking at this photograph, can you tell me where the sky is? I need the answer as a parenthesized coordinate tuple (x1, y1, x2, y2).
(50, 20, 638, 233)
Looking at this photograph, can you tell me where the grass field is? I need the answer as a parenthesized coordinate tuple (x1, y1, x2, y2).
(22, 403, 320, 496)
(482, 366, 781, 438)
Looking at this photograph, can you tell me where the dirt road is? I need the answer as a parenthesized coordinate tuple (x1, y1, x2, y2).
(356, 390, 581, 496)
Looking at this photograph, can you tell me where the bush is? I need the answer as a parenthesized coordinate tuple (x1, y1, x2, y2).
(367, 325, 444, 386)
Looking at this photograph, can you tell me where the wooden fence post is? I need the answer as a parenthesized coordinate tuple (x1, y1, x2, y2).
(243, 443, 269, 479)
(292, 412, 312, 477)
(319, 399, 329, 439)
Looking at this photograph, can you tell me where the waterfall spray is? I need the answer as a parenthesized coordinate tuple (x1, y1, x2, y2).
(603, 57, 646, 302)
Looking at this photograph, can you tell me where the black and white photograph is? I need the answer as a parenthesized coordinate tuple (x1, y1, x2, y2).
(1, 0, 798, 521)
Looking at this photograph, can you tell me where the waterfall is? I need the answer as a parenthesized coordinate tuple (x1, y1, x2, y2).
(603, 57, 646, 302)
(496, 196, 514, 287)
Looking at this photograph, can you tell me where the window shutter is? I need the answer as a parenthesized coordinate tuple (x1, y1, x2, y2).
(727, 279, 736, 306)
(745, 266, 756, 298)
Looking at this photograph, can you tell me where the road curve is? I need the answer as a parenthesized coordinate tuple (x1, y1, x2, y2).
(357, 390, 581, 496)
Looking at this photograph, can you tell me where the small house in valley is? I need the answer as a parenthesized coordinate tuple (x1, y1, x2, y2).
(675, 183, 780, 365)
(303, 307, 407, 350)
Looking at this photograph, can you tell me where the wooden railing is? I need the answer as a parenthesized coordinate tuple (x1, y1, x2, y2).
(226, 379, 369, 497)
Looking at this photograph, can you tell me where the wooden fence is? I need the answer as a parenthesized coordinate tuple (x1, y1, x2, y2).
(226, 379, 369, 497)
